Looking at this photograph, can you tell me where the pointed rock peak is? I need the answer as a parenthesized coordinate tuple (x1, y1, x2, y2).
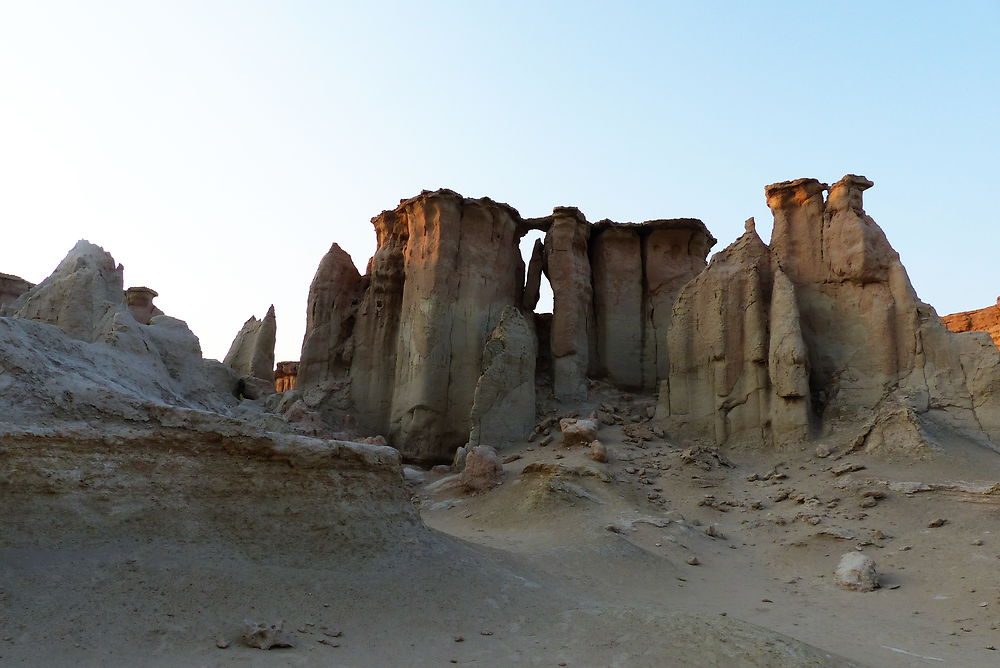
(745, 217, 756, 233)
(70, 239, 109, 254)
(265, 304, 276, 319)
(710, 219, 770, 267)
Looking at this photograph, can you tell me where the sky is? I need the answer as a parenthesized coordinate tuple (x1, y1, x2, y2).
(1, 1, 998, 362)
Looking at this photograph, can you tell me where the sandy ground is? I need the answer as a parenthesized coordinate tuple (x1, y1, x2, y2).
(4, 392, 1000, 666)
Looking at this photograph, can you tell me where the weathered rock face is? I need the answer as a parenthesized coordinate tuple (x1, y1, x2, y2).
(943, 299, 1000, 350)
(659, 175, 1000, 454)
(8, 240, 127, 342)
(224, 305, 277, 382)
(468, 306, 537, 449)
(2, 242, 241, 416)
(544, 207, 595, 401)
(297, 243, 364, 393)
(299, 190, 528, 463)
(274, 360, 299, 392)
(665, 219, 784, 447)
(1, 241, 424, 571)
(300, 192, 716, 462)
(0, 272, 33, 314)
(590, 220, 715, 390)
(125, 286, 164, 324)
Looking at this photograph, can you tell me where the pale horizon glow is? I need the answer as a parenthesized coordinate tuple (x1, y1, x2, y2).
(2, 2, 998, 362)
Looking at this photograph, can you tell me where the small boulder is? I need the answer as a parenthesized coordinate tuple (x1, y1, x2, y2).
(834, 552, 879, 592)
(588, 440, 608, 463)
(458, 445, 504, 492)
(560, 418, 598, 447)
(239, 376, 276, 401)
(358, 434, 388, 446)
(451, 445, 469, 472)
(242, 621, 296, 649)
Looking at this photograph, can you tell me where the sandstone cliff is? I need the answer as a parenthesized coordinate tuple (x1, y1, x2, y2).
(299, 191, 714, 462)
(299, 190, 528, 462)
(591, 218, 715, 391)
(223, 305, 277, 382)
(942, 298, 1000, 350)
(659, 175, 1000, 455)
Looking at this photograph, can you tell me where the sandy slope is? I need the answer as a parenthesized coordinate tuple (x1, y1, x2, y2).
(5, 389, 1000, 666)
(419, 392, 1000, 668)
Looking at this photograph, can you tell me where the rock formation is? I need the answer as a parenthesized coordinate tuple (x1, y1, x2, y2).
(942, 298, 1000, 350)
(297, 243, 364, 391)
(125, 285, 164, 324)
(543, 206, 595, 401)
(1, 241, 242, 414)
(467, 306, 536, 449)
(659, 175, 1000, 454)
(7, 240, 127, 342)
(299, 190, 529, 463)
(299, 190, 714, 463)
(0, 272, 33, 314)
(297, 176, 1000, 462)
(591, 219, 715, 390)
(274, 360, 299, 392)
(1, 240, 425, 572)
(224, 305, 277, 382)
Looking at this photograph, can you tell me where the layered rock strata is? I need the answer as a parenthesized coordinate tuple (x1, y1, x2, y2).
(1, 241, 424, 564)
(942, 299, 1000, 350)
(224, 305, 277, 382)
(659, 175, 1000, 453)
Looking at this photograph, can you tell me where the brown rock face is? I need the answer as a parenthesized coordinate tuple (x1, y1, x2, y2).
(300, 192, 714, 463)
(223, 305, 277, 382)
(274, 361, 299, 392)
(663, 218, 810, 447)
(300, 190, 527, 463)
(468, 306, 537, 449)
(660, 175, 1000, 453)
(297, 243, 364, 392)
(125, 286, 164, 324)
(590, 219, 715, 390)
(942, 299, 1000, 350)
(544, 207, 595, 401)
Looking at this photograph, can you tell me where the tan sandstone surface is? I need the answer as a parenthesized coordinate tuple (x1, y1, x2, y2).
(5, 176, 1000, 667)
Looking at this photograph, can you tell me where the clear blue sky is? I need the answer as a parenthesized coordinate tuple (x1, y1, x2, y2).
(2, 1, 998, 361)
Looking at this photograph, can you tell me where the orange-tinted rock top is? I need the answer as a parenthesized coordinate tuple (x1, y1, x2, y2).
(942, 298, 1000, 349)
